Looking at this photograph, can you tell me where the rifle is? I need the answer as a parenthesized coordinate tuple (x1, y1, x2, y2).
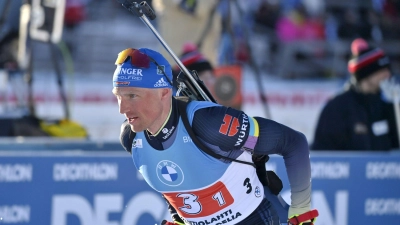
(117, 0, 217, 104)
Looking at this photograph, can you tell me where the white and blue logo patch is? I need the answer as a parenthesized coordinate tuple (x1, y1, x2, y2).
(156, 160, 184, 186)
(154, 78, 169, 87)
(156, 65, 165, 75)
(132, 139, 142, 148)
(254, 186, 262, 198)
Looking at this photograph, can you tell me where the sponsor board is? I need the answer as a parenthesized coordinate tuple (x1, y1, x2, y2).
(0, 150, 399, 224)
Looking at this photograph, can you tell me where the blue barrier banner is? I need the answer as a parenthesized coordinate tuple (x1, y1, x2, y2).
(0, 150, 399, 225)
(272, 151, 400, 225)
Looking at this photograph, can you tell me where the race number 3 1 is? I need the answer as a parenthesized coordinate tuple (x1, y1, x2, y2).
(163, 181, 234, 218)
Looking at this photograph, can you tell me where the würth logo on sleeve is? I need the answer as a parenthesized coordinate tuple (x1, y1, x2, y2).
(219, 114, 239, 136)
(219, 114, 249, 146)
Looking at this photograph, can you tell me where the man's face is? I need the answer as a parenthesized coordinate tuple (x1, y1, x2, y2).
(112, 87, 166, 132)
(361, 68, 391, 93)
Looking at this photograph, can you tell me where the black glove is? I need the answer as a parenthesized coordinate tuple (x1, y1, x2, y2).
(253, 154, 283, 195)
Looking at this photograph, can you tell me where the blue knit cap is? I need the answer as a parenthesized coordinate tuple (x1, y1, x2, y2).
(113, 48, 173, 88)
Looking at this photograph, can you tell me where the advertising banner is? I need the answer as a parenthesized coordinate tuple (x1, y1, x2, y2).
(0, 151, 399, 225)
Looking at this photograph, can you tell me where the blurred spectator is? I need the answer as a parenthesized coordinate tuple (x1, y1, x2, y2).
(336, 7, 372, 40)
(312, 38, 399, 151)
(378, 0, 400, 39)
(64, 0, 87, 28)
(173, 42, 216, 92)
(173, 42, 243, 110)
(250, 0, 281, 71)
(275, 3, 325, 43)
(254, 0, 281, 31)
(216, 0, 251, 65)
(216, 0, 234, 65)
(274, 3, 326, 78)
(0, 0, 22, 70)
(63, 0, 89, 56)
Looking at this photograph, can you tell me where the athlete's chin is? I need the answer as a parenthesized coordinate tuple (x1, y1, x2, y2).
(130, 124, 145, 133)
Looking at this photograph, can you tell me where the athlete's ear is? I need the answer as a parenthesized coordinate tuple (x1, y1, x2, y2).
(160, 88, 172, 99)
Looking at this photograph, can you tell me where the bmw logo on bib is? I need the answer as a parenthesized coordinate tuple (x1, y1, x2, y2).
(156, 160, 184, 186)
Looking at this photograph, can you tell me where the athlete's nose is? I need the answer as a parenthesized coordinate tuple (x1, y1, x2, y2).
(118, 99, 131, 114)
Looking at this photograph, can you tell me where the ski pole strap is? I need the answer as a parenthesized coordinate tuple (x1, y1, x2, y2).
(288, 209, 319, 225)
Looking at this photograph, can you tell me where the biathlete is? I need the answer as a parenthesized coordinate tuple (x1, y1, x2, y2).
(113, 47, 317, 225)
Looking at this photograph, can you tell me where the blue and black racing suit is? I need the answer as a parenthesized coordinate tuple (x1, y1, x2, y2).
(120, 97, 311, 225)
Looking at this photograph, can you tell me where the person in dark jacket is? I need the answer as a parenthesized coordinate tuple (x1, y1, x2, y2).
(312, 38, 399, 151)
